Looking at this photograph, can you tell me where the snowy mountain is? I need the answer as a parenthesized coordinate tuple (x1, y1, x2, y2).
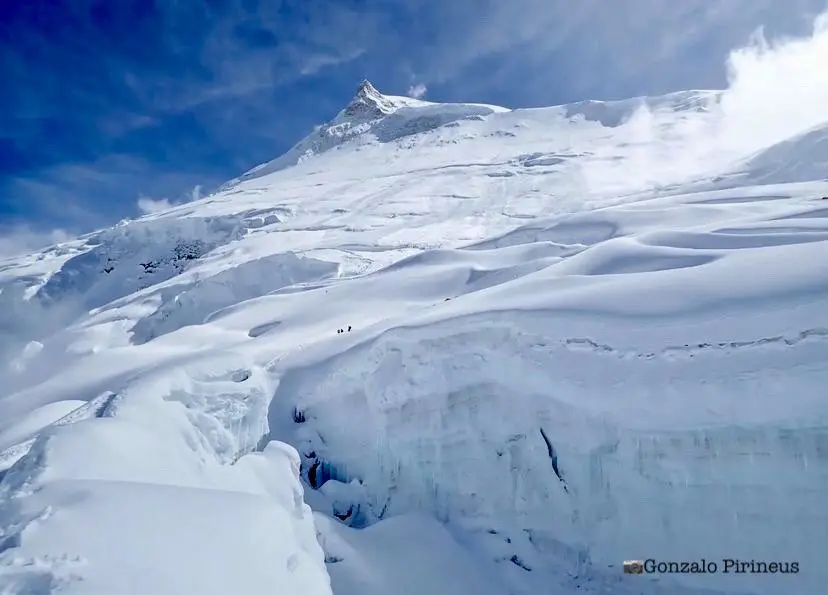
(222, 80, 510, 187)
(1, 76, 827, 595)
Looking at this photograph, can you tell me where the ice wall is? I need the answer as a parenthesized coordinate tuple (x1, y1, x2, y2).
(282, 310, 828, 595)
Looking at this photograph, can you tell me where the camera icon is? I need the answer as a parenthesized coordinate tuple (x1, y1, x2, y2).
(624, 560, 644, 574)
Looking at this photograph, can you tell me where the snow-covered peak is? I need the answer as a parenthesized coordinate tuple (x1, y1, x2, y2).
(222, 81, 508, 187)
(340, 80, 411, 120)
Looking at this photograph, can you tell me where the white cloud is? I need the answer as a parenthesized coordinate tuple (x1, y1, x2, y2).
(572, 10, 828, 194)
(137, 183, 206, 215)
(483, 10, 828, 201)
(0, 226, 74, 258)
(125, 2, 376, 115)
(718, 12, 828, 150)
(299, 48, 366, 77)
(407, 83, 428, 99)
(137, 196, 174, 214)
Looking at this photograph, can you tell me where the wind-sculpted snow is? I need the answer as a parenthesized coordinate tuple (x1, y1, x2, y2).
(466, 219, 619, 251)
(732, 122, 828, 185)
(128, 252, 339, 344)
(258, 189, 828, 595)
(0, 356, 331, 595)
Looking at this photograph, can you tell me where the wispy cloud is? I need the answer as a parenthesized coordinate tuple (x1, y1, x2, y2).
(136, 182, 206, 216)
(117, 2, 375, 115)
(407, 83, 428, 99)
(569, 11, 828, 194)
(393, 0, 827, 104)
(136, 196, 174, 215)
(1, 0, 378, 234)
(2, 155, 220, 231)
(299, 48, 366, 77)
(0, 225, 74, 258)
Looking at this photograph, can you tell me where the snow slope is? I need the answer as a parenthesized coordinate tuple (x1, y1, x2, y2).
(733, 122, 828, 185)
(2, 67, 828, 595)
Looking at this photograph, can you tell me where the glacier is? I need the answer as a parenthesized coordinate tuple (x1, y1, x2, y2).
(2, 21, 828, 595)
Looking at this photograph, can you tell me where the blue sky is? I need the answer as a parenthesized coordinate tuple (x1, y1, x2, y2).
(1, 0, 824, 245)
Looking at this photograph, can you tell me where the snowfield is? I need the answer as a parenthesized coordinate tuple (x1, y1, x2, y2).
(3, 21, 828, 595)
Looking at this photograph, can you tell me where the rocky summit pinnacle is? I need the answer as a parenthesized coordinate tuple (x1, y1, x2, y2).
(356, 79, 379, 99)
(342, 79, 398, 119)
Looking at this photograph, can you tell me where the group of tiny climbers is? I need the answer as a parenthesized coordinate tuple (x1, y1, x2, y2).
(336, 326, 352, 334)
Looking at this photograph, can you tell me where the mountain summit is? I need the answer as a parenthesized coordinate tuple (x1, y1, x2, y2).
(342, 80, 401, 119)
(223, 81, 507, 187)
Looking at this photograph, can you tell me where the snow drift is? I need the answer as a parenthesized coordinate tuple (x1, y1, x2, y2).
(0, 358, 331, 595)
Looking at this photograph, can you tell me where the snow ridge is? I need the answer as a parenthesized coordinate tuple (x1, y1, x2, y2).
(222, 80, 508, 186)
